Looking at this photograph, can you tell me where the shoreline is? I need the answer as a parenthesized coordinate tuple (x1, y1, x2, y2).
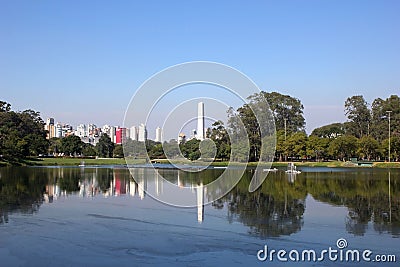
(1, 158, 399, 168)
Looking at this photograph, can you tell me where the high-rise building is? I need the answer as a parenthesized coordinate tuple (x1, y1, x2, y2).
(45, 118, 55, 139)
(197, 102, 205, 140)
(130, 126, 138, 141)
(46, 118, 54, 126)
(55, 123, 63, 138)
(88, 124, 97, 136)
(75, 124, 87, 137)
(109, 126, 116, 143)
(138, 123, 147, 142)
(115, 127, 127, 145)
(155, 127, 162, 142)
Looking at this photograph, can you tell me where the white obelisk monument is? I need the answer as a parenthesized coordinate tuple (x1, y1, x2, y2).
(197, 102, 205, 140)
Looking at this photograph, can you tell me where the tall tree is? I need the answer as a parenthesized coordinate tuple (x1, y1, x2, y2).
(344, 95, 371, 138)
(370, 95, 400, 141)
(227, 91, 304, 161)
(262, 91, 305, 133)
(96, 134, 114, 158)
(208, 121, 231, 161)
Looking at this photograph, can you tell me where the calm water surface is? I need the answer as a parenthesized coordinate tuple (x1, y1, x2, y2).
(0, 166, 399, 266)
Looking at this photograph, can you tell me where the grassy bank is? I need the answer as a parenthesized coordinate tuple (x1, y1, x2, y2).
(27, 157, 127, 166)
(2, 157, 399, 168)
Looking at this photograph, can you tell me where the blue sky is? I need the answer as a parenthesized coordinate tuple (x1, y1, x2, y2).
(1, 0, 399, 135)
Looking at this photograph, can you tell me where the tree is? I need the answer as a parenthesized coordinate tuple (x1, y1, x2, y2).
(199, 139, 216, 159)
(283, 132, 308, 160)
(227, 91, 302, 162)
(60, 135, 83, 156)
(0, 101, 48, 159)
(0, 101, 11, 112)
(96, 134, 114, 158)
(180, 139, 201, 161)
(381, 135, 400, 162)
(236, 103, 261, 162)
(370, 95, 400, 141)
(357, 136, 379, 161)
(262, 91, 305, 133)
(328, 135, 358, 161)
(82, 143, 97, 157)
(113, 145, 124, 158)
(163, 139, 180, 159)
(344, 95, 371, 138)
(48, 138, 62, 155)
(148, 143, 165, 159)
(208, 121, 231, 161)
(310, 123, 345, 139)
(306, 136, 330, 161)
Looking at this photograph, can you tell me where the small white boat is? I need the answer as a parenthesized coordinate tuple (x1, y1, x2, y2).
(285, 163, 301, 174)
(263, 168, 278, 172)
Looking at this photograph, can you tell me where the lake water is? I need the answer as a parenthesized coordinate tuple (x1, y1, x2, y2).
(0, 166, 399, 266)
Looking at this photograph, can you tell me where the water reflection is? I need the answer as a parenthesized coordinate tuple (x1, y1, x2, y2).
(0, 166, 399, 239)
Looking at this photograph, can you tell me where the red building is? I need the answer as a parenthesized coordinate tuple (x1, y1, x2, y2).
(115, 127, 127, 144)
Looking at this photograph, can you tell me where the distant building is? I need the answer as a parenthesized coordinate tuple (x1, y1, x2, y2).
(80, 136, 100, 146)
(115, 127, 127, 145)
(75, 124, 87, 137)
(62, 124, 73, 137)
(55, 123, 63, 138)
(109, 126, 116, 143)
(130, 126, 138, 141)
(178, 132, 186, 144)
(138, 123, 147, 142)
(88, 124, 98, 136)
(46, 118, 54, 125)
(45, 118, 55, 139)
(155, 127, 162, 142)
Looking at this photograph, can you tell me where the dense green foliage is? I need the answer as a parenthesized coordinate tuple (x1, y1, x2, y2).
(223, 92, 400, 162)
(97, 134, 114, 158)
(0, 101, 48, 159)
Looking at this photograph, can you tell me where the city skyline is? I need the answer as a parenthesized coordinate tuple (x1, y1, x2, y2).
(44, 100, 208, 143)
(1, 1, 399, 134)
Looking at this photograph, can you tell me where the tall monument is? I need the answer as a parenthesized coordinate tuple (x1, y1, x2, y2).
(197, 102, 205, 140)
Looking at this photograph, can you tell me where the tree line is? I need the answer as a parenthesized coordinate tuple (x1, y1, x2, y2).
(216, 92, 399, 162)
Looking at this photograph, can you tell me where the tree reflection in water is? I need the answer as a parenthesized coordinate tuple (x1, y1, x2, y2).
(220, 171, 306, 238)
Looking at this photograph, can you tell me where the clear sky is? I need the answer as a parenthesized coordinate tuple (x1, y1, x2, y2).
(1, 0, 399, 136)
